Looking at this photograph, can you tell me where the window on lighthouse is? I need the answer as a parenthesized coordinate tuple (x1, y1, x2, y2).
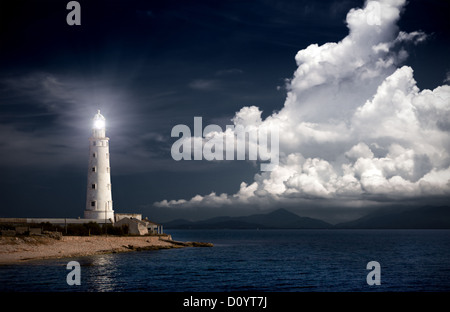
(91, 201, 96, 207)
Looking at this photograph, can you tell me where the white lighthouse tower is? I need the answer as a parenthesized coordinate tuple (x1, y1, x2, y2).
(84, 110, 114, 221)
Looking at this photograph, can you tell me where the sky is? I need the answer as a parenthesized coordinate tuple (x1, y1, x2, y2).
(0, 0, 449, 223)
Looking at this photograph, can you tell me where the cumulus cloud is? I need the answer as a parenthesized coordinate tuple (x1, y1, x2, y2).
(155, 0, 450, 210)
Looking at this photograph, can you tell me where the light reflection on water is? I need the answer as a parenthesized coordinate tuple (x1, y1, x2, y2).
(80, 254, 120, 292)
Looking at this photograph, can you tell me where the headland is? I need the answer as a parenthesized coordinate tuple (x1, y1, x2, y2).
(0, 234, 212, 265)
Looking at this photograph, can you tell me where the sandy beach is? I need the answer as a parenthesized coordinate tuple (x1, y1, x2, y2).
(0, 235, 211, 265)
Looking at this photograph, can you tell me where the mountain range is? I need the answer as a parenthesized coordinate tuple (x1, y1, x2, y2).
(163, 206, 450, 229)
(335, 206, 450, 229)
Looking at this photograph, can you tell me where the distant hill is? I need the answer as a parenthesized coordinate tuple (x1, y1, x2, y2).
(163, 208, 332, 229)
(163, 206, 450, 229)
(335, 206, 450, 229)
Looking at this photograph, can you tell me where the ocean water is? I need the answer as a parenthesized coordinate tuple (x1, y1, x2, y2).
(1, 229, 450, 292)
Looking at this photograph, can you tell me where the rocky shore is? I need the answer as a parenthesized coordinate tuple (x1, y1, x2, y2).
(0, 234, 213, 265)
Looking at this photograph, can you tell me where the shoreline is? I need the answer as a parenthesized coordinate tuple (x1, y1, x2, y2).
(0, 235, 212, 265)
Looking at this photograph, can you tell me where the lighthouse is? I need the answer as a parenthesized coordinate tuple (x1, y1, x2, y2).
(84, 110, 114, 221)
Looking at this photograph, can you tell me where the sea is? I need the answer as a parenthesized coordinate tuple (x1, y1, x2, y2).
(1, 229, 450, 292)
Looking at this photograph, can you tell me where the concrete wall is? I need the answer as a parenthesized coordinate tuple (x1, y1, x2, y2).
(115, 213, 142, 222)
(115, 217, 148, 235)
(0, 218, 113, 225)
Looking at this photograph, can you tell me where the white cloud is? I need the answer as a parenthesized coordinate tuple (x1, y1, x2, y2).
(155, 0, 450, 210)
(444, 71, 450, 85)
(188, 79, 219, 90)
(231, 106, 263, 127)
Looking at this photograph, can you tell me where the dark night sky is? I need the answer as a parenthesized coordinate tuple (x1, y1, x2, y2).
(0, 0, 449, 223)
